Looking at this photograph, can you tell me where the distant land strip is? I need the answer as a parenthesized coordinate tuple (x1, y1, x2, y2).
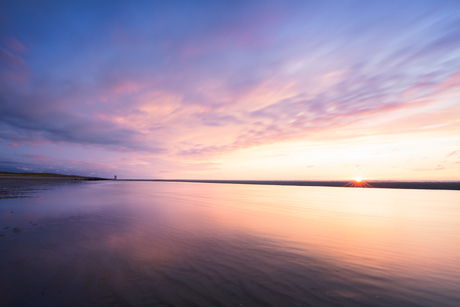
(0, 172, 107, 181)
(126, 179, 460, 191)
(1, 172, 459, 190)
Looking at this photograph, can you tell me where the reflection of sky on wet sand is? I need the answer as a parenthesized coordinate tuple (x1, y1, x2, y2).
(1, 181, 459, 306)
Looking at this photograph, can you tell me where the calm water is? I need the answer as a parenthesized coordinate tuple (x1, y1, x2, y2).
(0, 180, 459, 306)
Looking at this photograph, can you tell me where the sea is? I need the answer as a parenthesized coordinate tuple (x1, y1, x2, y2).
(0, 180, 459, 306)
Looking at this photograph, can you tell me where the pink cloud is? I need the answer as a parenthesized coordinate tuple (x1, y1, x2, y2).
(447, 150, 459, 157)
(0, 47, 29, 83)
(5, 37, 27, 53)
(439, 72, 460, 90)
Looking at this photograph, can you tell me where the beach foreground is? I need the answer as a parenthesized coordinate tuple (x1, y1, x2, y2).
(1, 179, 459, 306)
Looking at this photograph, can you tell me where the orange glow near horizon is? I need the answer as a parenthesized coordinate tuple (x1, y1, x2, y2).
(345, 179, 373, 188)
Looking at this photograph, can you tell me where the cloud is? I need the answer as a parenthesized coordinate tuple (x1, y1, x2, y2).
(447, 150, 459, 157)
(0, 0, 459, 177)
(412, 165, 446, 172)
(177, 62, 459, 159)
(0, 154, 118, 177)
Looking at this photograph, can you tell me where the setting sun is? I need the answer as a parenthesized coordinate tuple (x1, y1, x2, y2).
(345, 177, 372, 188)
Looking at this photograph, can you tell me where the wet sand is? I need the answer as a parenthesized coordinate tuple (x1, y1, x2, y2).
(0, 180, 354, 306)
(0, 218, 366, 306)
(0, 173, 108, 200)
(0, 177, 90, 200)
(1, 180, 459, 306)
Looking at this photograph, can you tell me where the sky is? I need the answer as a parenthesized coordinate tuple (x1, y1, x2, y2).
(1, 0, 460, 180)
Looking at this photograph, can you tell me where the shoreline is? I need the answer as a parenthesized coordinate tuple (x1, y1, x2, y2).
(0, 173, 108, 181)
(0, 174, 108, 199)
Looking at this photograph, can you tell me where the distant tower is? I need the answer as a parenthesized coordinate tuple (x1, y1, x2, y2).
(114, 175, 117, 180)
